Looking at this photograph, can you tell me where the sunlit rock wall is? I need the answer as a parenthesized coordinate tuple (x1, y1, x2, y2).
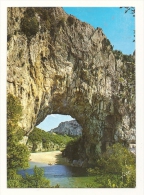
(7, 7, 135, 164)
(50, 120, 82, 136)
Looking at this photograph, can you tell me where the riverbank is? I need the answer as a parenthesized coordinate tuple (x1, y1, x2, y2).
(30, 151, 70, 165)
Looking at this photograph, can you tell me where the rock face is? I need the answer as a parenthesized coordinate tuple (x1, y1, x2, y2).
(50, 120, 82, 136)
(7, 7, 135, 164)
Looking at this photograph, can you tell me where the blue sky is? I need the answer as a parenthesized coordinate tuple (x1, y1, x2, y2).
(37, 114, 74, 131)
(37, 7, 135, 132)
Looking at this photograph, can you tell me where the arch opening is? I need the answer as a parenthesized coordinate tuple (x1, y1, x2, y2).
(37, 114, 75, 132)
(36, 114, 82, 137)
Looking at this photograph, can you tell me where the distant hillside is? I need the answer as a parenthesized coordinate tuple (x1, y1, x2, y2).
(50, 120, 82, 136)
(27, 127, 75, 152)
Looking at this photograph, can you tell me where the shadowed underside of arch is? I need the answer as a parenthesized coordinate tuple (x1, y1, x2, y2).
(7, 7, 135, 164)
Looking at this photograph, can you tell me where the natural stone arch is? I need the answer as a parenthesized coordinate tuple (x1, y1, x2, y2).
(7, 7, 135, 164)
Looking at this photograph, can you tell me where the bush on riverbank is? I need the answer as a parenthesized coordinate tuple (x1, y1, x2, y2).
(22, 166, 59, 188)
(87, 143, 136, 188)
(8, 166, 59, 188)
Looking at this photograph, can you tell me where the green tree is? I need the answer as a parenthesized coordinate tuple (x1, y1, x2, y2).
(97, 143, 135, 174)
(7, 94, 30, 186)
(62, 137, 83, 160)
(7, 94, 22, 123)
(23, 166, 51, 188)
(7, 169, 24, 188)
(28, 127, 43, 151)
(7, 166, 59, 188)
(7, 94, 59, 188)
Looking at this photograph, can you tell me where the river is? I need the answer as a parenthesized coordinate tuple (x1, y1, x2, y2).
(18, 162, 97, 188)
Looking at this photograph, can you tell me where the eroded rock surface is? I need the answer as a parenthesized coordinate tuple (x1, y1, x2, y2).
(7, 7, 135, 164)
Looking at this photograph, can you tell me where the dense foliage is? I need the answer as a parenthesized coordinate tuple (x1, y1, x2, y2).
(23, 166, 50, 187)
(87, 143, 136, 188)
(62, 140, 136, 188)
(7, 94, 59, 188)
(27, 127, 75, 152)
(22, 166, 59, 188)
(62, 137, 84, 161)
(7, 169, 25, 188)
(7, 94, 30, 173)
(7, 94, 30, 187)
(8, 166, 59, 188)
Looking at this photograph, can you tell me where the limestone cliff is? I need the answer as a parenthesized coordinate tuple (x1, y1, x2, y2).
(50, 120, 82, 136)
(7, 7, 135, 164)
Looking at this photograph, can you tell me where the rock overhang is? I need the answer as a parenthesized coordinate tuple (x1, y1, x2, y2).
(7, 7, 135, 164)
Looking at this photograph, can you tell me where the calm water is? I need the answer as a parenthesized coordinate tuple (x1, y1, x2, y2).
(18, 162, 97, 188)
